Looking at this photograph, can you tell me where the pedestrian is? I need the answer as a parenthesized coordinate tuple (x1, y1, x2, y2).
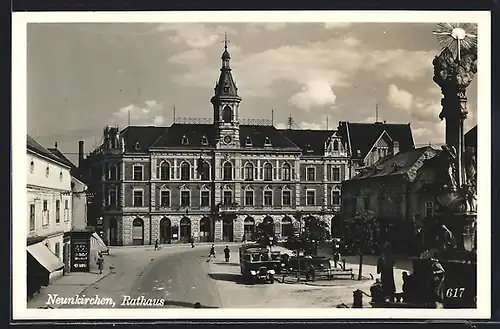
(154, 239, 159, 251)
(96, 252, 104, 274)
(224, 245, 230, 262)
(190, 236, 195, 248)
(430, 258, 446, 307)
(209, 244, 216, 258)
(306, 263, 315, 282)
(333, 251, 341, 269)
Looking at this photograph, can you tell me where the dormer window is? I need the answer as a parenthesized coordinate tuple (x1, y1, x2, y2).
(357, 149, 361, 157)
(245, 136, 252, 146)
(201, 135, 208, 145)
(224, 86, 230, 93)
(181, 135, 189, 145)
(264, 137, 271, 146)
(333, 140, 339, 151)
(134, 142, 140, 151)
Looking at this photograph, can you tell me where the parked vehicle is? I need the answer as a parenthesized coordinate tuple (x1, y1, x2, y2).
(287, 255, 333, 279)
(239, 246, 280, 283)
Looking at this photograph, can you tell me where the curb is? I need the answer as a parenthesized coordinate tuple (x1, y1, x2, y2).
(109, 242, 242, 250)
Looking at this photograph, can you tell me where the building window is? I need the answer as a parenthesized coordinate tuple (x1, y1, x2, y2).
(395, 199, 402, 215)
(108, 164, 118, 180)
(133, 165, 143, 181)
(55, 200, 60, 223)
(201, 190, 210, 207)
(54, 242, 60, 259)
(59, 171, 63, 181)
(363, 196, 371, 210)
(333, 140, 339, 151)
(201, 135, 209, 145)
(133, 190, 144, 207)
(134, 142, 140, 151)
(282, 163, 291, 181)
(223, 191, 233, 205)
(223, 162, 233, 181)
(263, 189, 273, 207)
(64, 199, 69, 209)
(180, 162, 191, 180)
(42, 200, 49, 226)
(245, 137, 252, 146)
(306, 190, 316, 206)
(244, 163, 254, 181)
(332, 167, 340, 182)
(181, 135, 189, 145)
(378, 197, 384, 214)
(29, 204, 35, 231)
(181, 190, 191, 207)
(222, 105, 233, 123)
(199, 162, 210, 180)
(46, 166, 50, 177)
(158, 161, 170, 180)
(245, 190, 254, 206)
(425, 201, 434, 219)
(160, 190, 170, 207)
(263, 163, 273, 181)
(282, 190, 291, 206)
(264, 137, 272, 146)
(332, 190, 340, 206)
(29, 160, 34, 173)
(306, 167, 316, 181)
(108, 186, 118, 207)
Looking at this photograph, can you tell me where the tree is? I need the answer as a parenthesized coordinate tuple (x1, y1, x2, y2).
(345, 210, 377, 280)
(285, 216, 331, 256)
(252, 218, 277, 248)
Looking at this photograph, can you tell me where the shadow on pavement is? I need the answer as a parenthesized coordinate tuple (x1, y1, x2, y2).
(163, 300, 219, 308)
(208, 273, 248, 285)
(213, 262, 240, 267)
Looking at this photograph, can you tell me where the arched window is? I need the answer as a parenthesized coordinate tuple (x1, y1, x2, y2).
(223, 162, 233, 181)
(263, 186, 273, 206)
(181, 135, 189, 145)
(180, 162, 190, 180)
(158, 161, 171, 180)
(263, 163, 273, 181)
(244, 162, 254, 181)
(264, 137, 272, 146)
(200, 161, 210, 181)
(281, 217, 294, 239)
(243, 217, 255, 241)
(132, 217, 144, 245)
(201, 135, 209, 145)
(222, 105, 233, 123)
(282, 163, 291, 181)
(333, 140, 339, 151)
(180, 217, 191, 242)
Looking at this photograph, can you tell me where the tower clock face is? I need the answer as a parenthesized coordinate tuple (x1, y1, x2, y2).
(223, 135, 232, 144)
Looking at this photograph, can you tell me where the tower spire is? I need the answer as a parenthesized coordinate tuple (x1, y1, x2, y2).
(224, 33, 228, 50)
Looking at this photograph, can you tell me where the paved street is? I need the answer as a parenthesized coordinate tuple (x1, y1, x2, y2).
(36, 243, 413, 309)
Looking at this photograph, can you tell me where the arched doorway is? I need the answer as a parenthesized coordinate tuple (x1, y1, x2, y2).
(109, 217, 118, 245)
(160, 217, 171, 244)
(132, 218, 144, 245)
(200, 217, 212, 242)
(243, 217, 255, 241)
(281, 216, 293, 239)
(180, 217, 191, 242)
(263, 216, 275, 235)
(223, 216, 234, 242)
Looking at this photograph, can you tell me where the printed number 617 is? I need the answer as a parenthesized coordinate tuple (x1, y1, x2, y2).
(446, 287, 466, 298)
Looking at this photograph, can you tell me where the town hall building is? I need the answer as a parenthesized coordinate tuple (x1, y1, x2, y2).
(81, 41, 414, 246)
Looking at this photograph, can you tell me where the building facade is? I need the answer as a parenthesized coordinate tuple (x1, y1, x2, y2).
(341, 146, 441, 254)
(82, 44, 352, 246)
(27, 136, 73, 294)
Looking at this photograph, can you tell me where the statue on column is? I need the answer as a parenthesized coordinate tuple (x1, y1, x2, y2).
(440, 145, 458, 192)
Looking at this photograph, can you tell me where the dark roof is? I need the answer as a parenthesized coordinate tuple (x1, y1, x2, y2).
(465, 125, 477, 149)
(349, 146, 438, 181)
(338, 122, 415, 160)
(278, 129, 336, 155)
(151, 124, 214, 148)
(27, 135, 70, 167)
(241, 125, 300, 149)
(47, 148, 77, 169)
(120, 126, 167, 152)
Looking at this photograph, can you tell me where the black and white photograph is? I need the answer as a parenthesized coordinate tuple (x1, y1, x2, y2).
(12, 11, 491, 320)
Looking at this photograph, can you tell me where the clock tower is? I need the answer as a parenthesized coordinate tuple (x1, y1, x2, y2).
(210, 35, 242, 149)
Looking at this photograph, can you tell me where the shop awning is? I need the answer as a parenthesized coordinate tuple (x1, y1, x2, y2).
(27, 242, 64, 273)
(91, 233, 109, 252)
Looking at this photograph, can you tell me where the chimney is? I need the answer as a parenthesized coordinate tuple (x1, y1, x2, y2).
(54, 142, 58, 149)
(393, 141, 400, 155)
(78, 141, 84, 168)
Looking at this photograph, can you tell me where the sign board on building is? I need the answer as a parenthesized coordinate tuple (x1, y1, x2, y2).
(71, 238, 90, 272)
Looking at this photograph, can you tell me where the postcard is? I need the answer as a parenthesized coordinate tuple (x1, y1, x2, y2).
(12, 10, 491, 320)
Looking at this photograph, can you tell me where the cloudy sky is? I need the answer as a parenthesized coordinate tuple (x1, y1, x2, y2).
(27, 22, 478, 163)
